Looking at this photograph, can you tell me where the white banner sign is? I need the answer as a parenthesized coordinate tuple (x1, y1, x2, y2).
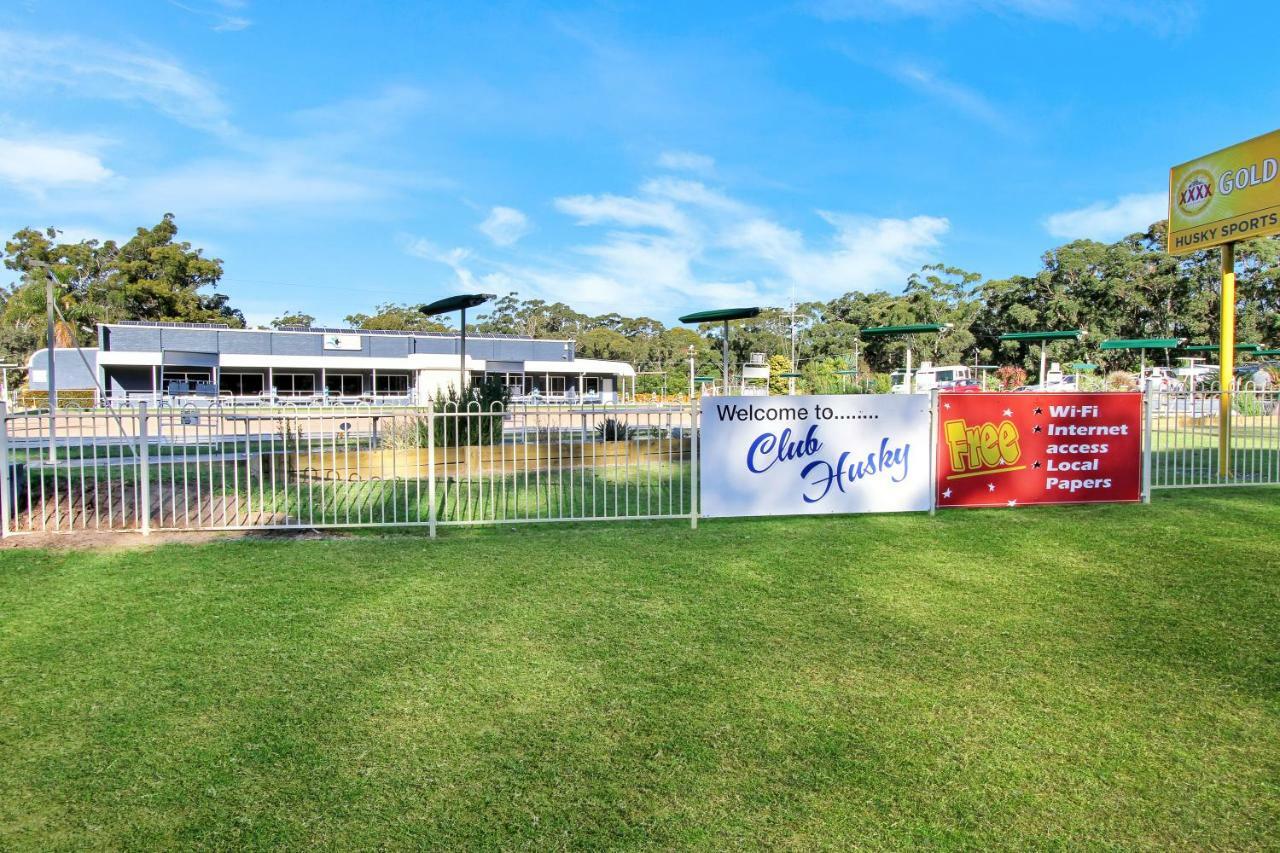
(323, 334, 362, 351)
(700, 394, 932, 518)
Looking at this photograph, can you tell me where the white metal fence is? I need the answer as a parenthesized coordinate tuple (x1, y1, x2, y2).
(1, 401, 696, 536)
(4, 389, 1278, 536)
(1146, 386, 1280, 489)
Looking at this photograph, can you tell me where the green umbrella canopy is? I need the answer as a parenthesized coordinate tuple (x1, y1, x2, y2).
(1099, 338, 1182, 350)
(420, 293, 496, 315)
(777, 372, 803, 378)
(693, 375, 717, 383)
(998, 330, 1085, 343)
(861, 323, 950, 336)
(834, 369, 858, 375)
(1256, 349, 1280, 357)
(1070, 362, 1099, 372)
(678, 307, 762, 324)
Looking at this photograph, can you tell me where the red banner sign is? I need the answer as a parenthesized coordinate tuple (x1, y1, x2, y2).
(936, 392, 1142, 508)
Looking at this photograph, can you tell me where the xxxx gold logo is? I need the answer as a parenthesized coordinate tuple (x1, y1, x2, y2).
(1176, 168, 1214, 217)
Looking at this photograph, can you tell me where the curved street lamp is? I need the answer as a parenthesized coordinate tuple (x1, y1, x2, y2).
(678, 307, 762, 396)
(420, 293, 496, 394)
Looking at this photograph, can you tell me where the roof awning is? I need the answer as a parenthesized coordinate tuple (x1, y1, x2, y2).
(861, 323, 950, 336)
(998, 330, 1085, 343)
(678, 307, 762, 323)
(1100, 338, 1181, 350)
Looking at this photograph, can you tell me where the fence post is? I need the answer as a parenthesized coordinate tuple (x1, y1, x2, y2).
(689, 394, 699, 530)
(0, 402, 9, 539)
(138, 401, 151, 535)
(1142, 389, 1153, 504)
(427, 404, 437, 538)
(928, 389, 939, 517)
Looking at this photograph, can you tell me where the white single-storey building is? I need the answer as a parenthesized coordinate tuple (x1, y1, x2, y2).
(26, 321, 637, 405)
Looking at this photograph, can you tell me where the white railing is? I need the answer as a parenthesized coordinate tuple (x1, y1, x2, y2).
(1, 400, 697, 536)
(5, 387, 1279, 537)
(1146, 387, 1280, 488)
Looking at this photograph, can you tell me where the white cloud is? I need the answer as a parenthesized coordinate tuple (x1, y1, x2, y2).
(478, 206, 531, 246)
(657, 150, 715, 173)
(885, 62, 1015, 133)
(166, 1, 252, 32)
(811, 0, 1197, 36)
(555, 193, 690, 232)
(407, 177, 949, 317)
(0, 138, 112, 189)
(0, 30, 233, 136)
(1044, 192, 1165, 241)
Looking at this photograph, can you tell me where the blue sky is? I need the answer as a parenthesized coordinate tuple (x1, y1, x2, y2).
(1, 0, 1276, 327)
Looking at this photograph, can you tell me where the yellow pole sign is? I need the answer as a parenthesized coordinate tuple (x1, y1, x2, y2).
(1168, 128, 1280, 475)
(1168, 128, 1280, 253)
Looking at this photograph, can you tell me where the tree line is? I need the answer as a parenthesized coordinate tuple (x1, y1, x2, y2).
(3, 215, 1277, 394)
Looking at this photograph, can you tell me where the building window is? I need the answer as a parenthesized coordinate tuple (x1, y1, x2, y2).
(274, 373, 316, 396)
(582, 376, 600, 394)
(325, 373, 364, 397)
(548, 375, 566, 395)
(375, 373, 409, 395)
(221, 372, 265, 396)
(162, 369, 211, 394)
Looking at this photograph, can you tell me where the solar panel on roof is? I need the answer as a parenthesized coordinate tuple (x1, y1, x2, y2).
(112, 320, 230, 329)
(272, 324, 566, 342)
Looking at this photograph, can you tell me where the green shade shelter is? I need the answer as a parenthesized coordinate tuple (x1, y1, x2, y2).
(860, 322, 953, 393)
(1099, 337, 1183, 375)
(421, 293, 496, 391)
(1183, 343, 1262, 353)
(998, 330, 1086, 389)
(1256, 349, 1280, 357)
(679, 307, 763, 395)
(861, 323, 949, 336)
(1070, 362, 1098, 372)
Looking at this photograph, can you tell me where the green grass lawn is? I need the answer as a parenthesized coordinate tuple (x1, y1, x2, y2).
(1, 490, 1278, 850)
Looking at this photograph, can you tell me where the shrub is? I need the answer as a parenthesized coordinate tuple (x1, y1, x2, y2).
(1106, 370, 1135, 391)
(595, 418, 634, 441)
(994, 366, 1027, 390)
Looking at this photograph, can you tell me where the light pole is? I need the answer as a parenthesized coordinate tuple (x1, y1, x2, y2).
(420, 293, 496, 397)
(0, 364, 17, 408)
(27, 261, 61, 461)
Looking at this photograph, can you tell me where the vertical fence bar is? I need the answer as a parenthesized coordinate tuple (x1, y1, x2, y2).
(0, 402, 9, 538)
(928, 389, 939, 516)
(1142, 389, 1153, 504)
(690, 395, 699, 529)
(138, 402, 151, 536)
(427, 404, 437, 538)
